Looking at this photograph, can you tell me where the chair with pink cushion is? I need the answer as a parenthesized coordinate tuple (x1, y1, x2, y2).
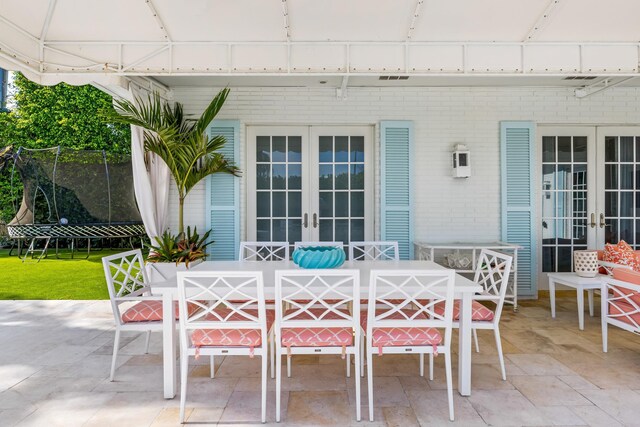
(430, 249, 513, 381)
(365, 269, 456, 421)
(102, 249, 173, 381)
(176, 270, 272, 424)
(274, 269, 361, 422)
(601, 268, 640, 353)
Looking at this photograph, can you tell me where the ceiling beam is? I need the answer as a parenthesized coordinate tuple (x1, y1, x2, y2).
(336, 76, 348, 100)
(407, 0, 424, 41)
(281, 0, 291, 41)
(524, 0, 561, 42)
(145, 0, 171, 41)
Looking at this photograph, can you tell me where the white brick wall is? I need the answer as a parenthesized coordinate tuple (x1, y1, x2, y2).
(167, 85, 640, 289)
(170, 85, 640, 238)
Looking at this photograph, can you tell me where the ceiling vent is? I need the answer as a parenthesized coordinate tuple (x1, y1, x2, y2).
(563, 76, 598, 80)
(379, 76, 410, 80)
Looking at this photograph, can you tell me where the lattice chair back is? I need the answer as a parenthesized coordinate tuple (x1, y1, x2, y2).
(293, 241, 343, 251)
(239, 241, 290, 261)
(473, 249, 513, 322)
(102, 249, 152, 325)
(598, 260, 631, 276)
(367, 270, 456, 350)
(275, 269, 360, 351)
(602, 276, 640, 333)
(176, 271, 268, 356)
(349, 241, 399, 261)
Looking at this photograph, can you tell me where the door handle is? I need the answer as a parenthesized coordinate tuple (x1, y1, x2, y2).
(303, 213, 308, 228)
(313, 213, 318, 228)
(599, 213, 607, 228)
(590, 213, 596, 228)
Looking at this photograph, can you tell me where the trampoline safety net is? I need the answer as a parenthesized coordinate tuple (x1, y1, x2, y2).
(7, 146, 145, 239)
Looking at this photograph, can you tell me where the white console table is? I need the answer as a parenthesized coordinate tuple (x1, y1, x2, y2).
(414, 241, 522, 311)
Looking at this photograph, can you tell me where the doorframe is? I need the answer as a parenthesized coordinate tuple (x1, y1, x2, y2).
(535, 125, 596, 290)
(245, 124, 375, 244)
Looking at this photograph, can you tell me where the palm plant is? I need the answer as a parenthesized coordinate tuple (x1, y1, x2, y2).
(105, 88, 240, 236)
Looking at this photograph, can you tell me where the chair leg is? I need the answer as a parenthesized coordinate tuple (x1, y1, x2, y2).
(261, 352, 268, 423)
(144, 330, 151, 354)
(287, 353, 291, 378)
(346, 354, 351, 378)
(429, 353, 434, 381)
(367, 346, 374, 422)
(493, 327, 506, 381)
(360, 334, 365, 378)
(444, 351, 455, 422)
(110, 329, 121, 382)
(473, 329, 480, 353)
(354, 349, 361, 422)
(179, 351, 189, 424)
(419, 353, 424, 377)
(602, 319, 608, 353)
(210, 355, 215, 379)
(270, 331, 275, 379)
(276, 345, 282, 422)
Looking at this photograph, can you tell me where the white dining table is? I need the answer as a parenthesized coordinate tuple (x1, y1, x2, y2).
(151, 259, 481, 399)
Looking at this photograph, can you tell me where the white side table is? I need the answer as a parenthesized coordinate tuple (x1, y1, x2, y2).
(547, 272, 603, 330)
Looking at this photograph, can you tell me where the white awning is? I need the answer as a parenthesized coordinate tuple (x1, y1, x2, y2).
(1, 0, 640, 89)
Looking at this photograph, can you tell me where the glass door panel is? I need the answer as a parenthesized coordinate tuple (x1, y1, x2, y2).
(247, 127, 309, 256)
(310, 127, 373, 256)
(538, 127, 596, 288)
(597, 128, 640, 248)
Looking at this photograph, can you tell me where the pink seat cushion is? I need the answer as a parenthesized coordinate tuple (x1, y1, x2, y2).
(608, 300, 640, 327)
(121, 301, 199, 323)
(191, 308, 274, 349)
(280, 308, 353, 347)
(611, 268, 640, 306)
(371, 326, 441, 350)
(433, 300, 495, 321)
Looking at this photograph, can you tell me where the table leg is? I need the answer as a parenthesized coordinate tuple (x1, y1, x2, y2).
(577, 288, 585, 331)
(163, 293, 177, 398)
(457, 293, 472, 396)
(588, 290, 594, 317)
(549, 278, 556, 318)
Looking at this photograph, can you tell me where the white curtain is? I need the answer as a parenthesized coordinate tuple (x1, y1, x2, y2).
(131, 124, 170, 241)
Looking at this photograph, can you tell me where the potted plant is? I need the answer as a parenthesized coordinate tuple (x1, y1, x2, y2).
(105, 88, 240, 270)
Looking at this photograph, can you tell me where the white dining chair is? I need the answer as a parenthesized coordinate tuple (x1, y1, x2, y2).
(348, 241, 399, 261)
(102, 250, 173, 381)
(239, 241, 290, 261)
(293, 241, 343, 251)
(176, 271, 272, 424)
(430, 249, 513, 381)
(274, 269, 361, 422)
(365, 269, 456, 421)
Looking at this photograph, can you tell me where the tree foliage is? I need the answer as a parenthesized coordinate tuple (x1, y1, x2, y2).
(0, 72, 130, 223)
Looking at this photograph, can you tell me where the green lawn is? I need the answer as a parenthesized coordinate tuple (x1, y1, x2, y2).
(0, 249, 125, 300)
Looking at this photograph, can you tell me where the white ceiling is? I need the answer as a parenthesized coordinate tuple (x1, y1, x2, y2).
(1, 0, 640, 89)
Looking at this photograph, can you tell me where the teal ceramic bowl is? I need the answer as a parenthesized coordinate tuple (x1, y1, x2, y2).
(292, 246, 346, 269)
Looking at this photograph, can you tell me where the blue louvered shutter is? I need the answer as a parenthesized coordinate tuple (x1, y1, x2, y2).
(206, 120, 240, 260)
(380, 121, 414, 260)
(500, 121, 536, 297)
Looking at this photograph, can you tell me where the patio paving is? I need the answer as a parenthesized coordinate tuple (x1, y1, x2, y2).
(1, 296, 640, 426)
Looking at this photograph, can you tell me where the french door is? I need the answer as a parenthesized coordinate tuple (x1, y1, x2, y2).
(246, 126, 374, 256)
(538, 126, 640, 287)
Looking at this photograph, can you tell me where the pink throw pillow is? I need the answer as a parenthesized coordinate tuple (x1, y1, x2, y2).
(603, 241, 640, 272)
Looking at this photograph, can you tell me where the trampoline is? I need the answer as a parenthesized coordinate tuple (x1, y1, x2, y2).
(4, 146, 145, 260)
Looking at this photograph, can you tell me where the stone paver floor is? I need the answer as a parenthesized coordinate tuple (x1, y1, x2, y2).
(2, 296, 640, 426)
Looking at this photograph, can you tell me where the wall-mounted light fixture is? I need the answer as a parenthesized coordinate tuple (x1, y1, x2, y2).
(452, 144, 471, 178)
